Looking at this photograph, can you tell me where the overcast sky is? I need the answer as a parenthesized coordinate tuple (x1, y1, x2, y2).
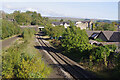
(1, 0, 120, 20)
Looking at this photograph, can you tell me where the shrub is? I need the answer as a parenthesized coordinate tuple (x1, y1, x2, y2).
(2, 29, 51, 78)
(95, 38, 104, 42)
(22, 28, 36, 41)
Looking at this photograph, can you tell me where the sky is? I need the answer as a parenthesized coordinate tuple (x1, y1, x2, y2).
(0, 0, 119, 20)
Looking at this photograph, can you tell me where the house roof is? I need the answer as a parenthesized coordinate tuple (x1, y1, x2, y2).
(87, 31, 120, 42)
(101, 31, 114, 40)
(99, 31, 120, 42)
(52, 22, 62, 25)
(90, 33, 100, 38)
(63, 22, 70, 25)
(86, 31, 101, 37)
(75, 21, 92, 24)
(52, 22, 70, 25)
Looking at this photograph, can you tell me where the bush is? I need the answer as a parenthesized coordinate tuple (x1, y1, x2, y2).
(2, 38, 51, 78)
(22, 28, 36, 41)
(106, 44, 117, 52)
(2, 28, 51, 78)
(95, 38, 104, 42)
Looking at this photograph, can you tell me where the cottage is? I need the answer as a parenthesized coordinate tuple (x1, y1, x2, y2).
(51, 22, 70, 28)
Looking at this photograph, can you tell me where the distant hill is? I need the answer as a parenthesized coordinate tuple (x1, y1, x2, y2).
(45, 16, 118, 23)
(47, 17, 84, 22)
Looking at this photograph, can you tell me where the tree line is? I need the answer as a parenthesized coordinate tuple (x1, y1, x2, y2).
(94, 22, 118, 31)
(1, 19, 21, 39)
(1, 10, 50, 39)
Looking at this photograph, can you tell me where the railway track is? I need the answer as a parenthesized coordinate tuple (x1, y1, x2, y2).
(36, 32, 96, 80)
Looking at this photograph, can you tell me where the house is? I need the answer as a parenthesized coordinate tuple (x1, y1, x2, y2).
(52, 22, 63, 26)
(97, 31, 120, 42)
(51, 22, 70, 28)
(75, 21, 93, 30)
(63, 22, 70, 28)
(87, 31, 120, 50)
(87, 31, 120, 42)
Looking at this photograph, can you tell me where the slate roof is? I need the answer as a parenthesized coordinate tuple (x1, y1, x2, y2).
(52, 22, 70, 26)
(63, 22, 70, 25)
(98, 31, 120, 42)
(52, 22, 63, 25)
(86, 31, 101, 37)
(87, 31, 120, 42)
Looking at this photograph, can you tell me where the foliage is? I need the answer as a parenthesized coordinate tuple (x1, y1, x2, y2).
(1, 19, 21, 39)
(92, 23, 96, 30)
(90, 45, 111, 66)
(95, 38, 104, 42)
(43, 24, 66, 39)
(95, 22, 117, 31)
(13, 11, 44, 25)
(60, 19, 63, 22)
(2, 28, 51, 78)
(44, 21, 118, 68)
(22, 28, 36, 41)
(105, 44, 117, 52)
(114, 52, 120, 73)
(61, 26, 93, 62)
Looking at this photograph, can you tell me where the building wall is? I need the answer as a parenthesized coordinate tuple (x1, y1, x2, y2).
(76, 22, 88, 30)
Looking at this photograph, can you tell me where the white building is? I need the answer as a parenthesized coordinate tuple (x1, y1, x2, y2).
(52, 22, 70, 28)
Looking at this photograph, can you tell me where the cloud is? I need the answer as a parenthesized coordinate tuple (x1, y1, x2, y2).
(25, 8, 38, 12)
(39, 8, 69, 17)
(3, 4, 72, 17)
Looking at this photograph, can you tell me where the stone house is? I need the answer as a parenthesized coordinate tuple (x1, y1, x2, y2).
(75, 21, 93, 30)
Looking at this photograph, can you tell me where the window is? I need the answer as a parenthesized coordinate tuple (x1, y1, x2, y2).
(91, 34, 97, 37)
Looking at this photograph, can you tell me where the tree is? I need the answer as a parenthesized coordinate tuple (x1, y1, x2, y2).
(95, 22, 117, 31)
(92, 23, 95, 30)
(2, 19, 21, 39)
(90, 45, 111, 67)
(60, 19, 63, 22)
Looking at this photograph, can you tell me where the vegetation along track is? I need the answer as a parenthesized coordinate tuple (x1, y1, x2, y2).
(36, 32, 96, 80)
